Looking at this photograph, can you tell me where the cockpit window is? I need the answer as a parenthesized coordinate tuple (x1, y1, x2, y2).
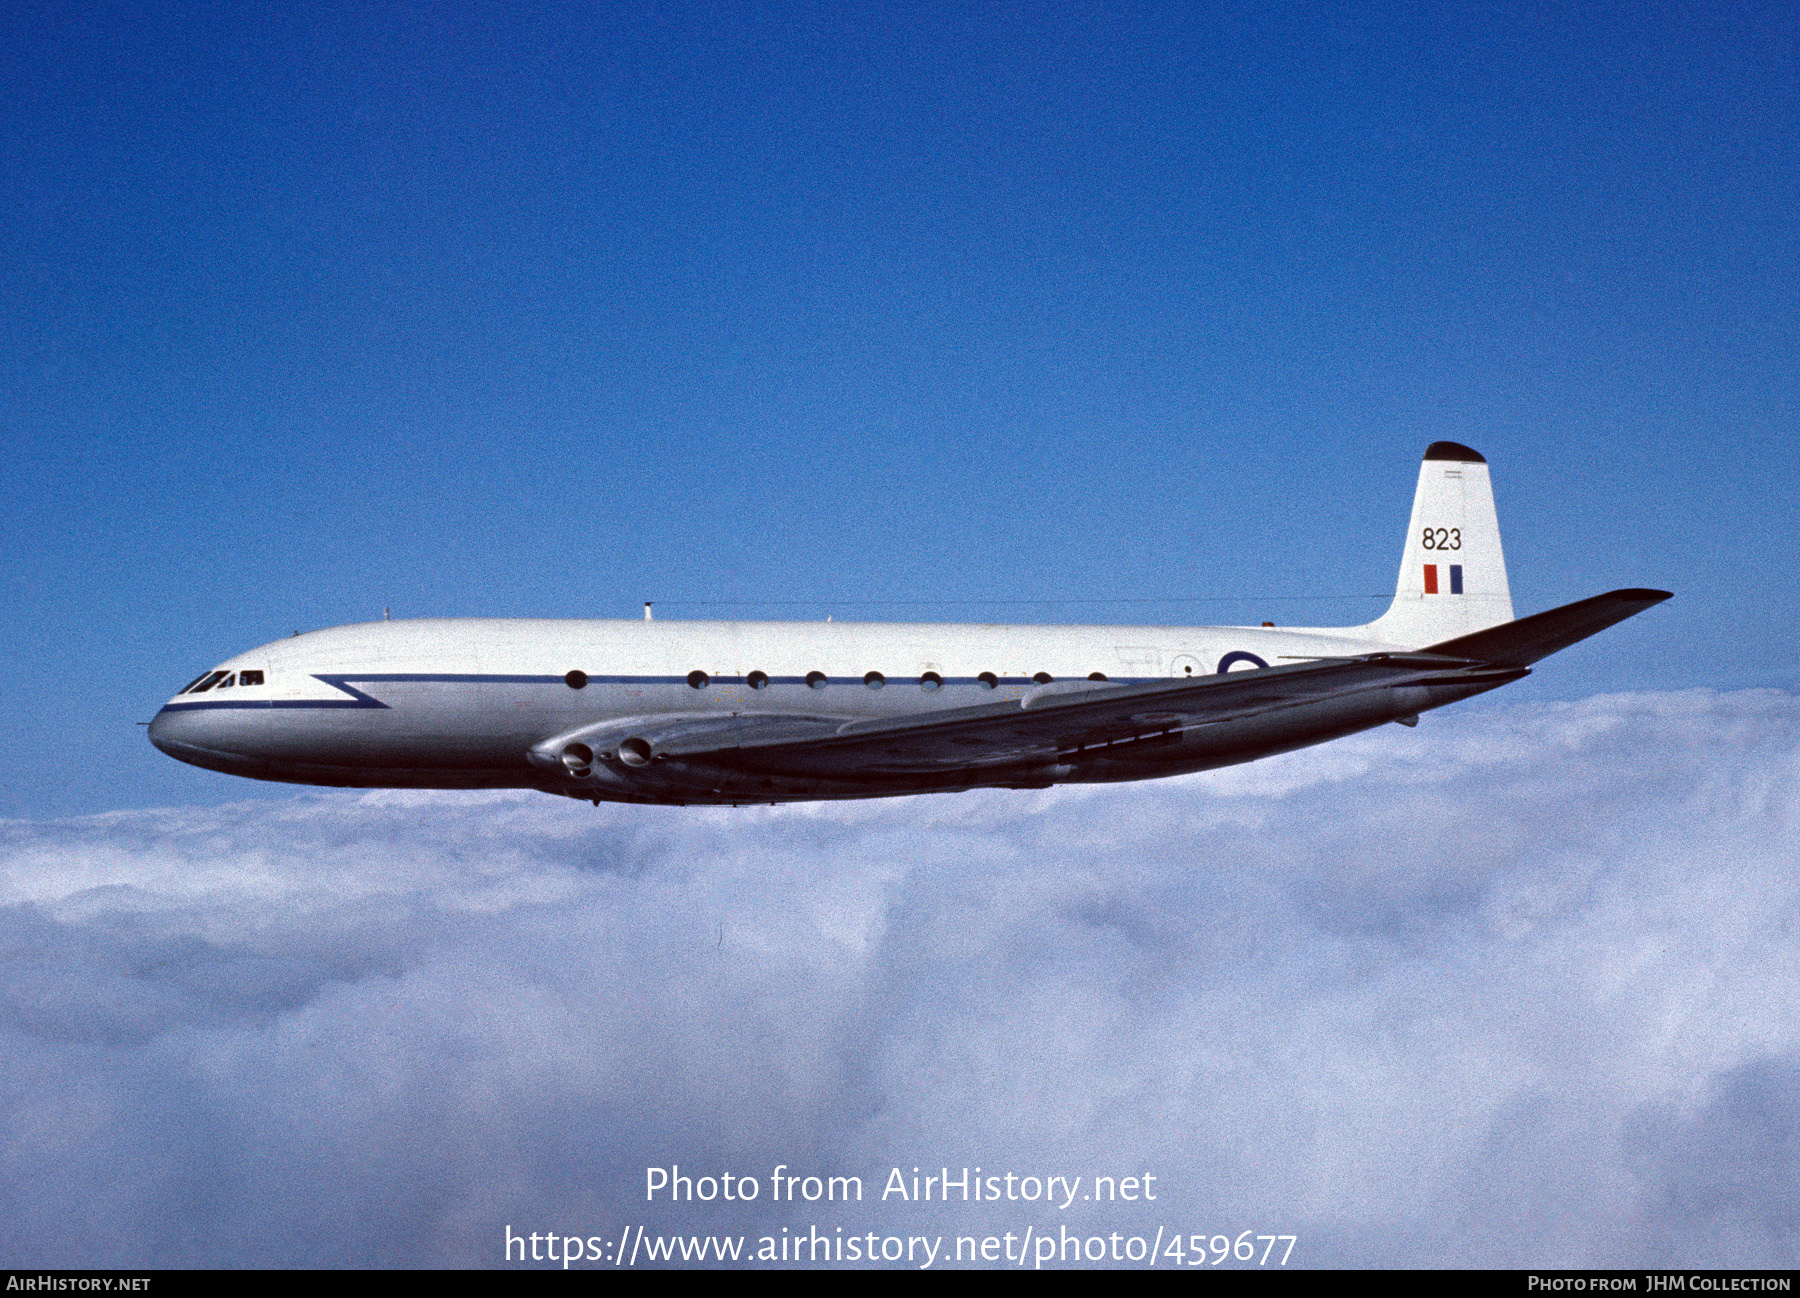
(215, 673, 236, 689)
(186, 671, 230, 694)
(177, 672, 212, 694)
(239, 670, 264, 686)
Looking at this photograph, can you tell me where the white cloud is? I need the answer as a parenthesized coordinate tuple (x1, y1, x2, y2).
(1, 689, 1796, 1267)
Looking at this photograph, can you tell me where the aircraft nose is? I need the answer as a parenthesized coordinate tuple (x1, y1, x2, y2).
(147, 706, 270, 778)
(147, 709, 175, 756)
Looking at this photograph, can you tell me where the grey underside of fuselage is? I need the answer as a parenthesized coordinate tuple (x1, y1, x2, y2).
(151, 676, 1496, 806)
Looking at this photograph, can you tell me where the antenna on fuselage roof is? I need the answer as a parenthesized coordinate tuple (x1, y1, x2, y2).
(644, 602, 653, 621)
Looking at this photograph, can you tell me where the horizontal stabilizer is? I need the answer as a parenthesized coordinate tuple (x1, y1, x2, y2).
(1422, 588, 1671, 667)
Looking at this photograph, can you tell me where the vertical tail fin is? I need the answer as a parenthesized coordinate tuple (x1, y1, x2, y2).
(1364, 442, 1514, 647)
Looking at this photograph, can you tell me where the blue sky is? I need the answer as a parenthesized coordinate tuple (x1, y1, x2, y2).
(1, 0, 1793, 817)
(2, 4, 1799, 1270)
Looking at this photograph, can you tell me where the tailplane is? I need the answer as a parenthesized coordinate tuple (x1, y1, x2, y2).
(1362, 442, 1514, 647)
(1423, 588, 1671, 666)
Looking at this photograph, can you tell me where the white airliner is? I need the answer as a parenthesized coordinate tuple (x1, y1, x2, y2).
(151, 443, 1668, 806)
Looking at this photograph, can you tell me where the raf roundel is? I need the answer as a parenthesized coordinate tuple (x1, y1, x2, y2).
(1216, 652, 1270, 674)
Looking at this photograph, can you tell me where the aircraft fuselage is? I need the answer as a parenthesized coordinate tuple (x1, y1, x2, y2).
(149, 616, 1493, 805)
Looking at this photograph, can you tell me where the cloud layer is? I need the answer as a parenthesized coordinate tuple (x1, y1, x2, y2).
(3, 689, 1797, 1268)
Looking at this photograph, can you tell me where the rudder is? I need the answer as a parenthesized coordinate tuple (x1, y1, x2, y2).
(1364, 442, 1514, 647)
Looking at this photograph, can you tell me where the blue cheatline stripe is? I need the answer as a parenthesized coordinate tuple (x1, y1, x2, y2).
(1450, 565, 1463, 594)
(157, 700, 278, 712)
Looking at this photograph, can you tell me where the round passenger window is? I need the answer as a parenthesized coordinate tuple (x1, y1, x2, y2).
(565, 670, 588, 689)
(806, 671, 828, 690)
(920, 672, 943, 691)
(977, 672, 998, 689)
(687, 670, 709, 689)
(864, 671, 885, 689)
(747, 671, 769, 690)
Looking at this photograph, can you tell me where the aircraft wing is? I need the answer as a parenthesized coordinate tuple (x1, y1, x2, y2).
(638, 653, 1520, 780)
(538, 588, 1668, 786)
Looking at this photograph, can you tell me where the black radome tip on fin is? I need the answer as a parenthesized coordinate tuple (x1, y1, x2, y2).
(1423, 441, 1486, 463)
